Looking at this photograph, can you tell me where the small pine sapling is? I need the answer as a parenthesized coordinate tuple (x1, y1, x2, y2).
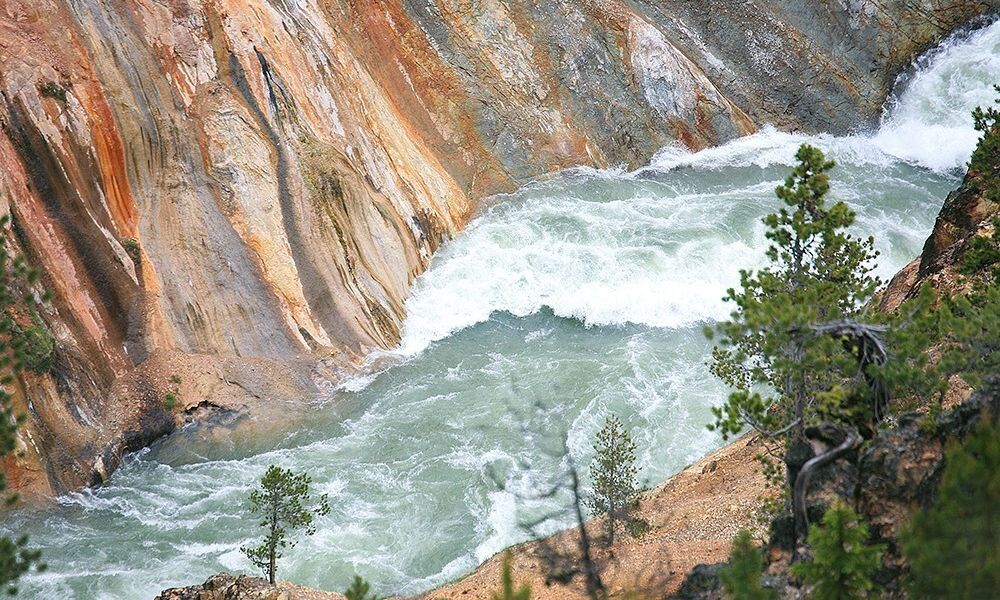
(241, 465, 330, 584)
(791, 502, 884, 600)
(492, 552, 530, 600)
(586, 415, 648, 546)
(344, 575, 381, 600)
(719, 530, 775, 600)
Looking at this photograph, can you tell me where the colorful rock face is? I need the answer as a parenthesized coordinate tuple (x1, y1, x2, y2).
(0, 0, 994, 499)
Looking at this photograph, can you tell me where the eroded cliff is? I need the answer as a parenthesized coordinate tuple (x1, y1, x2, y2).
(0, 0, 995, 500)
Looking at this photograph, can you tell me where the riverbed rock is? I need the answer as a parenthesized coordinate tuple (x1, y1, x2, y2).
(1, 0, 997, 500)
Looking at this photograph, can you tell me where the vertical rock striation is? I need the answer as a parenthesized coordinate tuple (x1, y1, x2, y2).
(0, 0, 995, 499)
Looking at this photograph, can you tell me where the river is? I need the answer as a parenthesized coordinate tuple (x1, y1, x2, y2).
(8, 18, 1000, 600)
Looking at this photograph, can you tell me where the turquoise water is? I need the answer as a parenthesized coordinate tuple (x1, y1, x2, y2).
(7, 19, 1000, 600)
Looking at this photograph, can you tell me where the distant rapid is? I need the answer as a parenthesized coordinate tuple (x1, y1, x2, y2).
(8, 19, 999, 600)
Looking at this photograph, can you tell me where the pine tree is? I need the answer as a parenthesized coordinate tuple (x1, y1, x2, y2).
(491, 552, 530, 600)
(903, 416, 1000, 598)
(0, 214, 47, 594)
(932, 286, 1000, 391)
(791, 502, 884, 600)
(586, 415, 647, 546)
(719, 530, 775, 600)
(344, 575, 380, 600)
(241, 465, 330, 584)
(708, 144, 880, 479)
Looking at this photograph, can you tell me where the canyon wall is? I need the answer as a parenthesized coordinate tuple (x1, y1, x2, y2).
(0, 0, 995, 500)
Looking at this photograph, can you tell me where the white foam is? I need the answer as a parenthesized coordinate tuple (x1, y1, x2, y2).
(647, 127, 894, 172)
(873, 21, 1000, 171)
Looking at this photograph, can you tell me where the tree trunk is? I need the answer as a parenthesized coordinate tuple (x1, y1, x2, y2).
(792, 426, 859, 541)
(607, 514, 615, 547)
(569, 470, 606, 600)
(269, 499, 279, 584)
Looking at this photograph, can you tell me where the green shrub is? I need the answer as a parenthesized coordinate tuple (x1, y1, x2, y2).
(38, 80, 67, 102)
(791, 503, 884, 600)
(719, 530, 775, 600)
(163, 376, 181, 410)
(12, 314, 55, 375)
(903, 416, 1000, 599)
(491, 552, 530, 600)
(344, 575, 380, 600)
(969, 84, 1000, 203)
(120, 238, 141, 267)
(959, 218, 1000, 279)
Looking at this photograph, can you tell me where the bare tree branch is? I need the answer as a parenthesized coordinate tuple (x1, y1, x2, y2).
(792, 425, 861, 541)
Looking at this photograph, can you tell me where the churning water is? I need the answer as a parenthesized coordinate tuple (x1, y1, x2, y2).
(9, 19, 1000, 600)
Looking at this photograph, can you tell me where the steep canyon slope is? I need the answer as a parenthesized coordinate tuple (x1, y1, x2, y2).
(0, 0, 995, 500)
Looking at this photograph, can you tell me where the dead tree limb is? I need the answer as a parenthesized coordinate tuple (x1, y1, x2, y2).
(792, 425, 861, 541)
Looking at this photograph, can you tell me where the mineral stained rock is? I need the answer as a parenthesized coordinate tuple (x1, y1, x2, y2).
(0, 0, 995, 499)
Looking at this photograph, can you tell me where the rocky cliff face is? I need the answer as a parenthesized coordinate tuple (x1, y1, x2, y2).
(882, 169, 1000, 310)
(0, 0, 995, 500)
(672, 385, 1000, 599)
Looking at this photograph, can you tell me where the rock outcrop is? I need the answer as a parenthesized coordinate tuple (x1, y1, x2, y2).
(155, 573, 344, 600)
(672, 381, 1000, 599)
(882, 169, 1000, 310)
(1, 0, 996, 500)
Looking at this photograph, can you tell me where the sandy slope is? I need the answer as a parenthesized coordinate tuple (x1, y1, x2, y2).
(424, 435, 769, 599)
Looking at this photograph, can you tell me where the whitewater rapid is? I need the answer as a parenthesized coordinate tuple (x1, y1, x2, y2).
(397, 20, 1000, 357)
(7, 18, 999, 600)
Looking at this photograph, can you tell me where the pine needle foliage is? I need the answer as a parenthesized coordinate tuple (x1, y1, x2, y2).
(241, 465, 330, 584)
(492, 552, 530, 600)
(970, 84, 1000, 203)
(932, 286, 1000, 392)
(344, 575, 380, 600)
(10, 313, 54, 376)
(719, 530, 775, 600)
(903, 416, 1000, 599)
(959, 217, 1000, 281)
(586, 415, 648, 546)
(791, 503, 884, 600)
(707, 144, 880, 478)
(0, 214, 47, 594)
